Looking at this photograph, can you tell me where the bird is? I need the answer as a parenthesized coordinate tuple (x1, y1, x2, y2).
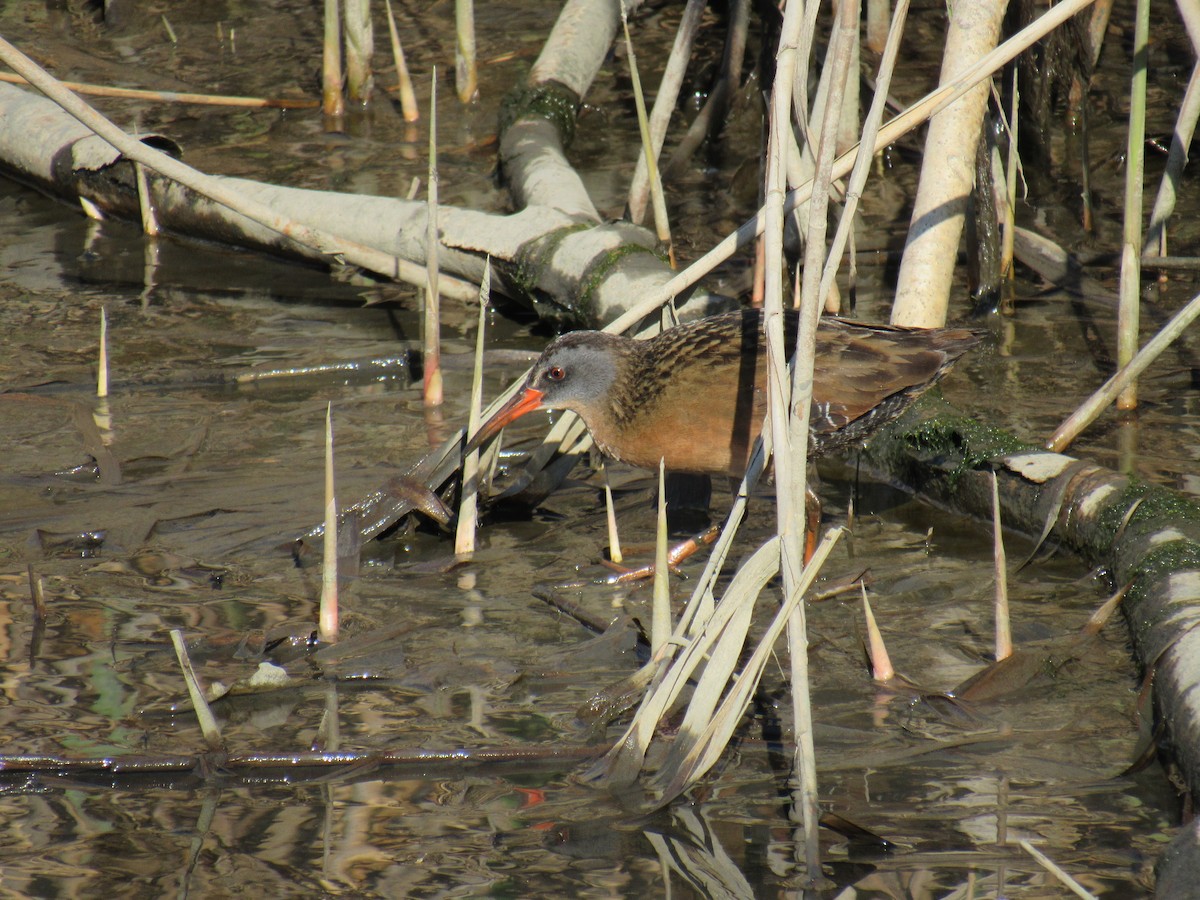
(465, 308, 982, 481)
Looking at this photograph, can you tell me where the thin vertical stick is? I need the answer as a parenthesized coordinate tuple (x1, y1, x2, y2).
(96, 308, 108, 398)
(319, 403, 339, 644)
(1002, 66, 1019, 278)
(603, 463, 623, 564)
(134, 162, 159, 236)
(455, 0, 477, 103)
(322, 0, 344, 117)
(1117, 0, 1150, 410)
(384, 0, 419, 121)
(620, 2, 675, 268)
(423, 68, 443, 407)
(456, 259, 491, 556)
(991, 472, 1012, 661)
(651, 459, 671, 657)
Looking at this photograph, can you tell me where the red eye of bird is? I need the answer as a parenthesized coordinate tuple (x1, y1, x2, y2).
(546, 365, 566, 381)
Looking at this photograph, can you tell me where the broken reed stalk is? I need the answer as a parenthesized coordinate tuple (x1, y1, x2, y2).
(991, 471, 1012, 661)
(26, 565, 46, 623)
(1116, 0, 1149, 410)
(322, 0, 344, 117)
(423, 68, 444, 408)
(97, 308, 109, 398)
(0, 71, 317, 108)
(317, 682, 341, 752)
(1047, 288, 1200, 451)
(603, 463, 623, 564)
(343, 0, 374, 104)
(169, 629, 224, 751)
(651, 460, 670, 657)
(319, 403, 339, 644)
(626, 0, 705, 225)
(861, 584, 894, 682)
(455, 259, 492, 556)
(454, 0, 478, 103)
(620, 2, 674, 267)
(384, 0, 420, 121)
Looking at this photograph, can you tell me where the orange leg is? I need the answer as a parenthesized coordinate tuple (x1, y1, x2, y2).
(599, 525, 720, 584)
(804, 486, 822, 565)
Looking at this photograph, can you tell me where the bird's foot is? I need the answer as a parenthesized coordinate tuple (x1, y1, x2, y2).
(597, 525, 720, 585)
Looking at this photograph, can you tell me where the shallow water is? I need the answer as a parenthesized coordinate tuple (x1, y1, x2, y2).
(0, 1, 1196, 897)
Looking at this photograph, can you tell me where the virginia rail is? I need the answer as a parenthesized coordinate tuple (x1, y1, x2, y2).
(467, 308, 981, 479)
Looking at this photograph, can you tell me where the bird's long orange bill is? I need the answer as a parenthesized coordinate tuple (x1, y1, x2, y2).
(463, 386, 546, 455)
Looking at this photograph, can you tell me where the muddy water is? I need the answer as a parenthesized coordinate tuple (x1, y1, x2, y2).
(0, 1, 1194, 897)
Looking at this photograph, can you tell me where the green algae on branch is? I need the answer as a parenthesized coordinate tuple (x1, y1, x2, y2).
(1125, 539, 1200, 607)
(577, 243, 662, 322)
(1093, 477, 1200, 549)
(500, 83, 580, 147)
(866, 394, 1031, 483)
(507, 222, 590, 319)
